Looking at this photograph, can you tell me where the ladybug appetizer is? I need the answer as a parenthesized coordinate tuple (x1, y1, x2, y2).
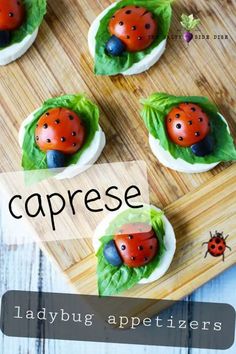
(141, 93, 236, 173)
(202, 231, 231, 261)
(88, 1, 173, 75)
(0, 0, 46, 66)
(19, 94, 106, 178)
(94, 205, 176, 296)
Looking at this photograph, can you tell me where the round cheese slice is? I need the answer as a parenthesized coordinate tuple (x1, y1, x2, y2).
(93, 204, 176, 285)
(19, 108, 106, 179)
(149, 114, 230, 174)
(88, 3, 166, 76)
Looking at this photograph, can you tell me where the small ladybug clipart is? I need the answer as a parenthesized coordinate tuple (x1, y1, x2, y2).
(202, 231, 231, 261)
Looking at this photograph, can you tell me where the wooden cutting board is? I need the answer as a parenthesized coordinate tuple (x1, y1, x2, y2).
(0, 0, 235, 299)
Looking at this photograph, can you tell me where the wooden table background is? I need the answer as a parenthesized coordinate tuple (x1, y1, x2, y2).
(0, 0, 236, 352)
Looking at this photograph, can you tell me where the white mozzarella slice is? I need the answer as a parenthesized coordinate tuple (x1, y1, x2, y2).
(93, 204, 176, 285)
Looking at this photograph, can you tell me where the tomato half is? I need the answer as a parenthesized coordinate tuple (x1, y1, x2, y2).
(35, 108, 86, 154)
(114, 223, 159, 268)
(0, 0, 25, 31)
(166, 103, 210, 147)
(109, 6, 158, 52)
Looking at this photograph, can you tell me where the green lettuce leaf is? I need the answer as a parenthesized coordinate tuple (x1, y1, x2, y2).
(97, 207, 166, 296)
(140, 92, 236, 164)
(94, 0, 173, 75)
(0, 0, 47, 50)
(21, 94, 100, 170)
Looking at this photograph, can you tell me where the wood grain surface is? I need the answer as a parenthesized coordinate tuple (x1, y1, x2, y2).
(0, 0, 236, 301)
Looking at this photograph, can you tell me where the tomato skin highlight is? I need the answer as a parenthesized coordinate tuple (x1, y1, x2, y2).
(0, 0, 25, 31)
(35, 108, 86, 155)
(114, 223, 159, 268)
(109, 6, 158, 52)
(166, 103, 210, 147)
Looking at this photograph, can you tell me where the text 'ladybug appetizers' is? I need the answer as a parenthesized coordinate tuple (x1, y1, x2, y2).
(141, 93, 236, 173)
(19, 94, 106, 179)
(93, 205, 176, 296)
(0, 0, 46, 66)
(88, 0, 173, 76)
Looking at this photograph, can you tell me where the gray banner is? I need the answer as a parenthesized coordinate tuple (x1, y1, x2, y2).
(0, 291, 235, 349)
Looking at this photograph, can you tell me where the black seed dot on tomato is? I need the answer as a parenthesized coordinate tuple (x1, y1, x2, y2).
(176, 114, 180, 118)
(188, 120, 193, 125)
(195, 131, 200, 137)
(61, 137, 66, 142)
(138, 246, 144, 251)
(128, 235, 133, 240)
(72, 131, 76, 136)
(219, 246, 223, 251)
(126, 10, 132, 14)
(43, 123, 48, 129)
(198, 117, 203, 122)
(191, 107, 196, 112)
(69, 115, 74, 120)
(72, 143, 77, 147)
(45, 112, 50, 116)
(176, 123, 181, 129)
(131, 26, 136, 30)
(145, 24, 151, 29)
(126, 35, 130, 39)
(135, 6, 140, 8)
(138, 36, 142, 40)
(150, 246, 153, 250)
(36, 136, 39, 141)
(55, 119, 60, 124)
(144, 257, 148, 261)
(119, 21, 124, 26)
(211, 245, 215, 249)
(178, 137, 183, 141)
(36, 124, 38, 128)
(9, 12, 14, 17)
(121, 245, 126, 251)
(112, 15, 115, 19)
(46, 139, 51, 143)
(131, 256, 136, 261)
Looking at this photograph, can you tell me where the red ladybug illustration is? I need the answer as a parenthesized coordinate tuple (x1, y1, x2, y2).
(0, 0, 25, 31)
(105, 6, 158, 56)
(35, 108, 86, 168)
(202, 231, 231, 261)
(166, 103, 214, 156)
(103, 223, 159, 268)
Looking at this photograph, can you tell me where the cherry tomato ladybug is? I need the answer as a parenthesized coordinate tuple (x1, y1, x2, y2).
(0, 0, 25, 31)
(114, 222, 159, 268)
(202, 231, 231, 261)
(166, 103, 211, 147)
(35, 108, 86, 155)
(108, 5, 158, 53)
